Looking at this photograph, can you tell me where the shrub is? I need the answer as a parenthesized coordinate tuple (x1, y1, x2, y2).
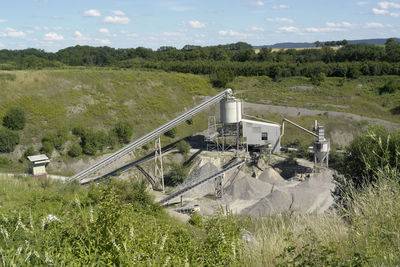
(2, 107, 26, 130)
(95, 130, 109, 151)
(24, 146, 37, 159)
(343, 125, 400, 187)
(42, 129, 68, 150)
(113, 122, 133, 144)
(310, 72, 325, 85)
(40, 141, 53, 157)
(80, 130, 99, 155)
(0, 156, 10, 167)
(68, 143, 82, 157)
(379, 79, 399, 95)
(165, 163, 187, 186)
(210, 70, 234, 88)
(176, 140, 190, 155)
(164, 127, 177, 138)
(0, 128, 20, 152)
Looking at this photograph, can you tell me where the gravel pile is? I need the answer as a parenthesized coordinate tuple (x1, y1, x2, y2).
(242, 169, 335, 216)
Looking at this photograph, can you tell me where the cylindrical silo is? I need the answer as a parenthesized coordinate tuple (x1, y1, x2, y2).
(220, 97, 242, 124)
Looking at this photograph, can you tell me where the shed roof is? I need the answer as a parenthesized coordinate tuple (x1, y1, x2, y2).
(27, 154, 50, 163)
(241, 119, 280, 128)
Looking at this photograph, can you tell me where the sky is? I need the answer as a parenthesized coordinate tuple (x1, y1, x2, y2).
(0, 0, 399, 51)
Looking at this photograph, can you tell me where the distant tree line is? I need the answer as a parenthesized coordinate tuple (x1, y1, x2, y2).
(0, 39, 399, 81)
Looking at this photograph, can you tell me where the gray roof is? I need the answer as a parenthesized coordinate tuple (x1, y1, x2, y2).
(27, 154, 50, 163)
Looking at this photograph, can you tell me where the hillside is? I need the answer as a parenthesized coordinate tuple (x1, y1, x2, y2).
(253, 37, 400, 49)
(0, 69, 399, 175)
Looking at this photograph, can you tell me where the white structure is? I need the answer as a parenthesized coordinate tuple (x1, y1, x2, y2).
(220, 97, 242, 124)
(242, 119, 281, 153)
(27, 154, 50, 178)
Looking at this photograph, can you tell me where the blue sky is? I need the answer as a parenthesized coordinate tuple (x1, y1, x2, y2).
(0, 0, 399, 51)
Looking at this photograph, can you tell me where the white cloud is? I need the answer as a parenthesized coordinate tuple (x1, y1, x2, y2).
(0, 19, 7, 23)
(278, 26, 299, 33)
(74, 31, 90, 41)
(111, 10, 126, 16)
(305, 27, 345, 32)
(53, 26, 63, 31)
(163, 31, 184, 37)
(74, 31, 83, 38)
(99, 28, 110, 34)
(94, 39, 111, 45)
(372, 8, 388, 14)
(364, 22, 384, 28)
(218, 29, 248, 38)
(44, 32, 64, 41)
(250, 1, 264, 7)
(189, 20, 205, 29)
(378, 1, 400, 9)
(390, 12, 400, 16)
(104, 16, 130, 24)
(0, 42, 4, 47)
(4, 28, 26, 37)
(251, 26, 264, 31)
(326, 21, 353, 27)
(83, 9, 101, 17)
(357, 1, 368, 6)
(267, 17, 294, 23)
(272, 4, 289, 9)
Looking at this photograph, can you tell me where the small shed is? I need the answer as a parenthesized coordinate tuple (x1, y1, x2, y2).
(242, 119, 281, 153)
(27, 154, 50, 178)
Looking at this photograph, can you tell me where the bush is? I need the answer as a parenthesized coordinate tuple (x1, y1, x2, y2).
(113, 122, 133, 144)
(0, 156, 10, 167)
(379, 79, 399, 94)
(80, 130, 99, 155)
(42, 129, 68, 150)
(310, 72, 325, 85)
(210, 70, 234, 88)
(40, 141, 53, 157)
(24, 146, 37, 159)
(3, 107, 25, 130)
(164, 127, 177, 138)
(165, 163, 187, 186)
(68, 143, 82, 157)
(0, 128, 20, 152)
(176, 140, 190, 155)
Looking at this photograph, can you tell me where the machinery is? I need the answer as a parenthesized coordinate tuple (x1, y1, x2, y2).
(66, 88, 235, 185)
(281, 118, 330, 167)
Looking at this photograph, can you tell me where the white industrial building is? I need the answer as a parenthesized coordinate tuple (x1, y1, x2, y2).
(241, 119, 281, 153)
(28, 154, 50, 178)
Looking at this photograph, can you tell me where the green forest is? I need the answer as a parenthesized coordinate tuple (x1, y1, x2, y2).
(1, 39, 400, 84)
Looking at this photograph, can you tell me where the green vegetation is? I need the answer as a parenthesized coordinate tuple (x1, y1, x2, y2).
(68, 143, 82, 157)
(164, 127, 177, 138)
(0, 128, 20, 153)
(112, 121, 133, 144)
(341, 125, 400, 187)
(0, 126, 399, 265)
(0, 177, 242, 265)
(176, 140, 190, 155)
(2, 107, 25, 130)
(165, 163, 187, 186)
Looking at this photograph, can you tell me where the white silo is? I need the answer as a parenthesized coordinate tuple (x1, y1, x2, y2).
(220, 97, 242, 124)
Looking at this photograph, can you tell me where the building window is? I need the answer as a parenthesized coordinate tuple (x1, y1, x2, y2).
(261, 132, 268, 141)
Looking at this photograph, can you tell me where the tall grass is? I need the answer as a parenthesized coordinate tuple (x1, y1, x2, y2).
(242, 165, 400, 266)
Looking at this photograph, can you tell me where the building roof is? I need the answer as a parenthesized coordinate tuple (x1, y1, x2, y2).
(241, 119, 280, 127)
(27, 154, 50, 164)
